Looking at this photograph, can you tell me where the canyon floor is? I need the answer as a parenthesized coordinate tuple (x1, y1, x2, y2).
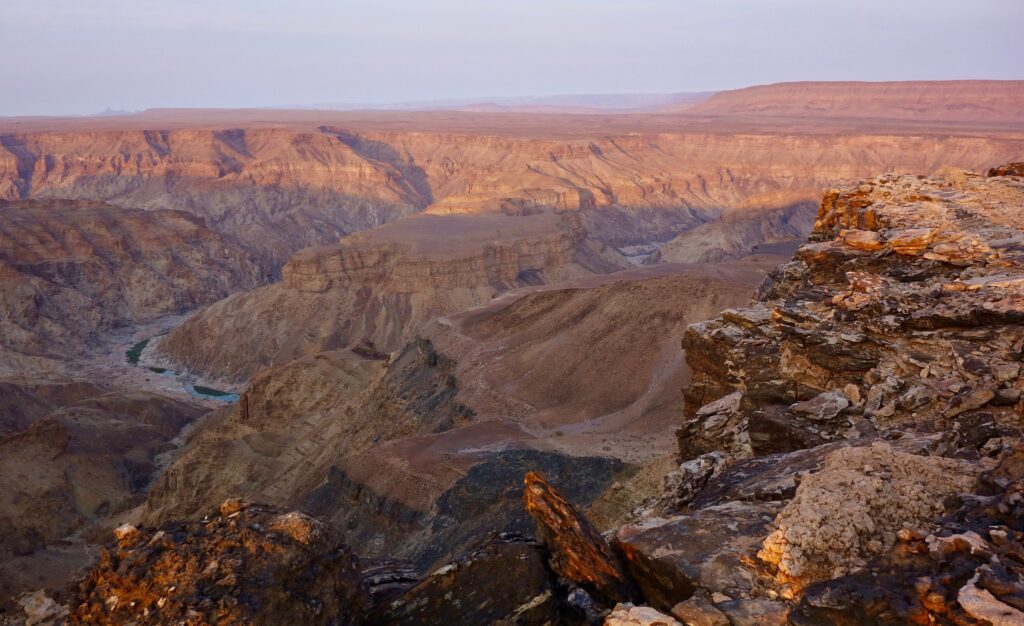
(1, 81, 1023, 625)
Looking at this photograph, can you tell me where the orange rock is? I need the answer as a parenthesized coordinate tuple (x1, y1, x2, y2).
(523, 471, 638, 605)
(886, 228, 937, 255)
(842, 229, 884, 250)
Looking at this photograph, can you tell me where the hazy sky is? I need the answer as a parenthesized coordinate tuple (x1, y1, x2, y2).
(2, 0, 1022, 115)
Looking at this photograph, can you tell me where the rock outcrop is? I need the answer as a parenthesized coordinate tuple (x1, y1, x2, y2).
(70, 500, 367, 625)
(524, 471, 638, 606)
(679, 167, 1024, 459)
(609, 164, 1024, 623)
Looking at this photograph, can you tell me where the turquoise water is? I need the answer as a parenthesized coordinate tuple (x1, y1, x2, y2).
(125, 338, 149, 364)
(190, 384, 240, 402)
(125, 336, 238, 403)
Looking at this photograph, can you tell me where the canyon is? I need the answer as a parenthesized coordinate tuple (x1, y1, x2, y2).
(0, 80, 1023, 624)
(52, 163, 1024, 626)
(0, 199, 262, 377)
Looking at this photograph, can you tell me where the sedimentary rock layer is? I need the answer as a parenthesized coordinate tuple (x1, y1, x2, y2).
(3, 102, 1022, 267)
(154, 211, 625, 382)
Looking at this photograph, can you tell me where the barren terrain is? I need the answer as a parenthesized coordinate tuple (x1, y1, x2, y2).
(1, 80, 1023, 619)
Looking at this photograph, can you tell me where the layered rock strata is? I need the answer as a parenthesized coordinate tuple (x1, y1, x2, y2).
(155, 211, 625, 382)
(3, 104, 1023, 268)
(679, 167, 1024, 459)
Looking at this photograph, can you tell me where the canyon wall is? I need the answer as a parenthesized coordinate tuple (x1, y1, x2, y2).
(0, 129, 427, 269)
(153, 212, 626, 382)
(2, 117, 1022, 271)
(141, 258, 780, 573)
(0, 199, 262, 373)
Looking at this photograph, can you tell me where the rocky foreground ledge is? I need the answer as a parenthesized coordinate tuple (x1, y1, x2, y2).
(9, 164, 1024, 625)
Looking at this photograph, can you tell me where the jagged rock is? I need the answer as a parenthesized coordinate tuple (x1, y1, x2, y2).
(680, 167, 1024, 461)
(360, 558, 419, 605)
(615, 501, 782, 612)
(677, 391, 752, 459)
(841, 229, 883, 251)
(633, 452, 729, 518)
(604, 603, 682, 626)
(69, 500, 367, 625)
(957, 575, 1024, 625)
(370, 533, 559, 625)
(524, 472, 638, 606)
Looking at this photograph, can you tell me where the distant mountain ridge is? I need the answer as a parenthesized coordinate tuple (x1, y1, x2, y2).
(682, 79, 1024, 122)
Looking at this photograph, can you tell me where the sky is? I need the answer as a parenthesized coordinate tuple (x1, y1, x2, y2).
(2, 0, 1022, 116)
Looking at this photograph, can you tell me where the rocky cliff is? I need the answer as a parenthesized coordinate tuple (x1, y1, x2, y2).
(3, 101, 1023, 271)
(0, 129, 426, 269)
(602, 164, 1024, 623)
(0, 199, 262, 373)
(153, 211, 626, 382)
(678, 166, 1024, 459)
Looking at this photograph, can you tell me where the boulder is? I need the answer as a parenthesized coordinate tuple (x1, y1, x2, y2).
(788, 390, 850, 422)
(669, 592, 729, 626)
(757, 442, 977, 593)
